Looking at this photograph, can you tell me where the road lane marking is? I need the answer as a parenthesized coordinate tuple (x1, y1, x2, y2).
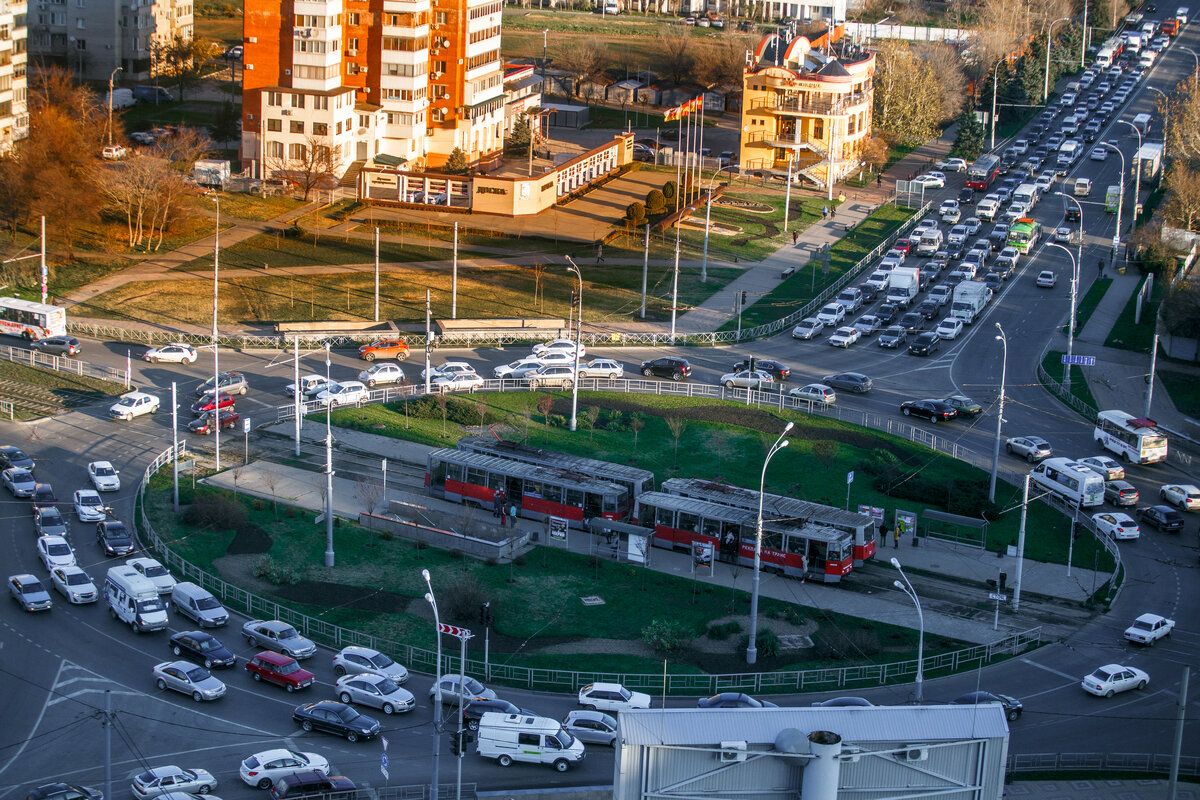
(1020, 657, 1080, 682)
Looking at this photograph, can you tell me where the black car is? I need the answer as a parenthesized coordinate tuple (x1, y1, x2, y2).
(462, 697, 532, 730)
(908, 332, 940, 356)
(32, 483, 57, 509)
(878, 326, 907, 348)
(857, 282, 879, 302)
(1136, 505, 1185, 532)
(916, 300, 940, 320)
(25, 785, 103, 800)
(697, 692, 779, 709)
(942, 395, 983, 416)
(957, 188, 975, 205)
(640, 357, 691, 381)
(875, 302, 899, 324)
(898, 312, 925, 332)
(732, 359, 790, 381)
(170, 630, 238, 669)
(900, 399, 957, 422)
(0, 445, 35, 470)
(292, 700, 381, 742)
(988, 229, 1009, 251)
(945, 240, 966, 260)
(97, 519, 135, 556)
(951, 691, 1023, 721)
(821, 372, 873, 393)
(1065, 205, 1081, 222)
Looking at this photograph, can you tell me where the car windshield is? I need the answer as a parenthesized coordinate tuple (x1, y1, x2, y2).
(93, 465, 115, 476)
(553, 729, 574, 748)
(368, 653, 396, 669)
(105, 523, 127, 536)
(197, 637, 220, 651)
(277, 661, 299, 674)
(47, 542, 71, 555)
(375, 678, 400, 694)
(185, 666, 211, 682)
(618, 687, 632, 701)
(137, 598, 165, 614)
(42, 510, 64, 524)
(143, 564, 168, 577)
(23, 579, 46, 593)
(335, 705, 359, 722)
(66, 572, 90, 586)
(463, 678, 484, 694)
(80, 495, 102, 507)
(117, 398, 137, 408)
(278, 626, 301, 640)
(196, 597, 222, 610)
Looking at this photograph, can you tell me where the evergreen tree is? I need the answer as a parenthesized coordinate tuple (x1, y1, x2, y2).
(505, 112, 532, 155)
(208, 103, 241, 145)
(443, 147, 468, 175)
(951, 110, 985, 161)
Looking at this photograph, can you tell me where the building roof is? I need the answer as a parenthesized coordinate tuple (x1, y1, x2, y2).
(618, 705, 1009, 747)
(816, 60, 851, 77)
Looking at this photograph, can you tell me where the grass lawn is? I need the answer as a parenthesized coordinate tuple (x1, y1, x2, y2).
(844, 141, 919, 188)
(190, 192, 307, 222)
(324, 391, 1098, 571)
(83, 258, 739, 326)
(724, 203, 915, 329)
(0, 361, 126, 396)
(5, 256, 134, 304)
(1041, 350, 1099, 412)
(1104, 274, 1161, 354)
(1157, 370, 1200, 417)
(1068, 277, 1112, 336)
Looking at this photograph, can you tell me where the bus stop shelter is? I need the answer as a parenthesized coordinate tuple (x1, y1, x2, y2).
(921, 509, 989, 549)
(587, 518, 654, 565)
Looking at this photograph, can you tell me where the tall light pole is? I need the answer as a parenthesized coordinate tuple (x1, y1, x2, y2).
(746, 421, 793, 665)
(1180, 46, 1200, 75)
(1055, 191, 1085, 366)
(1044, 17, 1071, 103)
(891, 558, 924, 703)
(564, 256, 583, 432)
(541, 29, 548, 94)
(1102, 142, 1126, 258)
(1048, 242, 1079, 389)
(107, 66, 123, 147)
(422, 569, 443, 800)
(990, 58, 1003, 151)
(701, 163, 739, 284)
(210, 194, 221, 471)
(1119, 120, 1143, 231)
(323, 342, 335, 568)
(988, 323, 1007, 504)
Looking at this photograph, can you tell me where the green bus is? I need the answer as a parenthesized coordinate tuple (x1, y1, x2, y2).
(1007, 218, 1040, 254)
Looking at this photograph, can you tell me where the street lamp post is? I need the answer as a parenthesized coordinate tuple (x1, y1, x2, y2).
(107, 66, 123, 147)
(323, 343, 335, 568)
(1102, 142, 1126, 258)
(1047, 242, 1079, 388)
(1118, 120, 1143, 232)
(564, 256, 583, 432)
(423, 569, 443, 800)
(210, 194, 221, 471)
(988, 323, 1007, 504)
(1055, 191, 1085, 366)
(746, 422, 794, 665)
(541, 29, 548, 92)
(1180, 46, 1200, 74)
(1044, 17, 1072, 102)
(701, 163, 739, 284)
(990, 58, 1003, 151)
(890, 558, 924, 703)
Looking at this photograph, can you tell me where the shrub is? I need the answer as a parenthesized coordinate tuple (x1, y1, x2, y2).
(706, 620, 742, 640)
(662, 181, 677, 201)
(641, 618, 693, 654)
(810, 629, 882, 661)
(645, 189, 666, 215)
(185, 493, 247, 531)
(738, 627, 780, 659)
(443, 574, 487, 623)
(252, 555, 301, 586)
(626, 201, 646, 222)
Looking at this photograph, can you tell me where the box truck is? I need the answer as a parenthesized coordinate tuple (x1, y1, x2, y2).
(193, 159, 231, 189)
(1136, 142, 1163, 181)
(105, 566, 169, 632)
(476, 713, 585, 771)
(950, 281, 992, 324)
(886, 267, 920, 307)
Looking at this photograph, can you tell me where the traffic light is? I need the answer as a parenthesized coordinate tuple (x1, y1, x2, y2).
(741, 291, 748, 306)
(998, 571, 1007, 594)
(449, 731, 464, 756)
(480, 602, 489, 625)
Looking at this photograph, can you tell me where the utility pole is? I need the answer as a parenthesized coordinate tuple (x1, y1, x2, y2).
(373, 228, 380, 323)
(1145, 332, 1159, 417)
(424, 289, 432, 395)
(669, 227, 680, 342)
(103, 690, 112, 800)
(1013, 475, 1029, 611)
(639, 224, 649, 319)
(171, 383, 179, 512)
(293, 335, 301, 457)
(451, 222, 459, 319)
(1167, 666, 1190, 800)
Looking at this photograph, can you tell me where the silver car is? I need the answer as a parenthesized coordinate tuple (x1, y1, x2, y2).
(241, 620, 317, 659)
(719, 369, 774, 389)
(562, 710, 618, 746)
(332, 645, 410, 683)
(429, 675, 495, 705)
(335, 673, 415, 714)
(152, 660, 227, 702)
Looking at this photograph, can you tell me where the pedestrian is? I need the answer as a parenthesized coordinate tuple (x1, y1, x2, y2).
(1098, 257, 1105, 279)
(493, 490, 502, 517)
(894, 526, 901, 548)
(876, 174, 882, 188)
(830, 206, 836, 220)
(822, 205, 829, 219)
(792, 230, 798, 245)
(499, 504, 507, 527)
(596, 243, 604, 263)
(509, 503, 517, 528)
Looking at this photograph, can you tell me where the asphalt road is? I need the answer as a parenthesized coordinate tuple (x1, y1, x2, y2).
(3, 16, 1200, 799)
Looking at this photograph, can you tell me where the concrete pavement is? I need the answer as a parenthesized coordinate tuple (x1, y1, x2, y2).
(1007, 778, 1195, 800)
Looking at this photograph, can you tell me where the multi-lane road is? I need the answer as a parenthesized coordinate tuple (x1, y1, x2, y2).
(3, 19, 1200, 799)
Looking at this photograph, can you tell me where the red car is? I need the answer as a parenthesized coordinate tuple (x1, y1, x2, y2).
(245, 651, 315, 692)
(358, 340, 409, 361)
(893, 238, 912, 255)
(190, 392, 235, 416)
(187, 410, 240, 435)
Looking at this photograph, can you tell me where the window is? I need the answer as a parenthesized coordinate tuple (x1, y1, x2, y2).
(289, 120, 304, 134)
(267, 141, 283, 158)
(268, 91, 282, 106)
(312, 122, 328, 136)
(348, 37, 358, 50)
(346, 12, 359, 24)
(432, 60, 446, 74)
(358, 114, 370, 127)
(288, 143, 306, 160)
(267, 118, 281, 132)
(435, 10, 447, 23)
(517, 733, 539, 746)
(290, 94, 305, 109)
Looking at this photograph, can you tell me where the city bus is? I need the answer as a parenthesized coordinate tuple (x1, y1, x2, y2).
(1029, 458, 1106, 507)
(425, 448, 629, 528)
(659, 477, 878, 565)
(965, 154, 1002, 190)
(0, 298, 67, 341)
(456, 437, 654, 517)
(1006, 219, 1040, 254)
(634, 491, 854, 582)
(1094, 410, 1169, 464)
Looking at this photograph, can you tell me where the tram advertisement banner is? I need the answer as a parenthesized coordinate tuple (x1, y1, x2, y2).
(548, 516, 569, 543)
(858, 505, 884, 522)
(894, 509, 918, 537)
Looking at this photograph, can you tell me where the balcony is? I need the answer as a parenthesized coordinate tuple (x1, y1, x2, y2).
(755, 92, 870, 117)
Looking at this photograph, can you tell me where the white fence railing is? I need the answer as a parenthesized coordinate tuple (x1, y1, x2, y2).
(0, 343, 129, 386)
(1008, 752, 1200, 777)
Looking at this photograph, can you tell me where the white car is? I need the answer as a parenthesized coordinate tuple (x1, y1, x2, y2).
(941, 206, 961, 224)
(578, 682, 651, 712)
(789, 384, 836, 405)
(865, 271, 891, 291)
(532, 338, 584, 358)
(128, 557, 177, 594)
(358, 363, 405, 387)
(1036, 271, 1057, 288)
(335, 673, 415, 714)
(494, 358, 545, 379)
(964, 217, 982, 235)
(1054, 227, 1072, 243)
(935, 318, 964, 340)
(1076, 455, 1124, 481)
(577, 359, 624, 379)
(109, 392, 160, 421)
(1081, 663, 1149, 697)
(1123, 613, 1174, 645)
(50, 566, 98, 604)
(939, 198, 960, 214)
(36, 536, 77, 571)
(1090, 146, 1107, 161)
(948, 225, 968, 245)
(1159, 483, 1200, 510)
(285, 374, 332, 398)
(142, 343, 198, 364)
(829, 326, 861, 348)
(421, 361, 476, 381)
(131, 766, 217, 799)
(531, 350, 575, 367)
(1035, 173, 1054, 192)
(317, 381, 367, 406)
(816, 303, 845, 326)
(433, 372, 485, 392)
(914, 173, 945, 189)
(74, 489, 108, 522)
(88, 460, 121, 492)
(239, 750, 330, 789)
(1091, 512, 1140, 540)
(937, 157, 968, 172)
(792, 318, 824, 340)
(332, 645, 410, 683)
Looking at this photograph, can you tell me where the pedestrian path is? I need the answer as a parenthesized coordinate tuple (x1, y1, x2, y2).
(1008, 778, 1195, 800)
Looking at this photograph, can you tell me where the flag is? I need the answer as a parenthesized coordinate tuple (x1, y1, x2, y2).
(664, 105, 682, 121)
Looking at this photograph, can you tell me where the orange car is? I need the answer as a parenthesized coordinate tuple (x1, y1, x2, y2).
(358, 340, 410, 361)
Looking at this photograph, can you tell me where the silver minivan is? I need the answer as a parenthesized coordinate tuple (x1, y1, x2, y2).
(171, 581, 229, 628)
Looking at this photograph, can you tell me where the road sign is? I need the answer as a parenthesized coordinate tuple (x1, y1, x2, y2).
(1061, 354, 1097, 366)
(242, 417, 251, 432)
(437, 622, 473, 639)
(380, 753, 388, 780)
(989, 593, 1007, 601)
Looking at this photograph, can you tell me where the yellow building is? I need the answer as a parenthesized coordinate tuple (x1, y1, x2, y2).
(739, 29, 875, 191)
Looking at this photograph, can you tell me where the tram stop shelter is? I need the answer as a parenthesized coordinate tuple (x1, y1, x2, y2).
(587, 518, 654, 565)
(921, 510, 989, 549)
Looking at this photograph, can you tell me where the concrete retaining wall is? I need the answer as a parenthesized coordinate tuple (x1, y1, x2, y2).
(477, 787, 612, 800)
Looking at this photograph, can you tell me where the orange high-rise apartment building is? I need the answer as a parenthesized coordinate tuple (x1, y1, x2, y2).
(240, 0, 504, 179)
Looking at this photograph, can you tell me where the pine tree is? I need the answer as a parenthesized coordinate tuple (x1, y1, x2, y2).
(208, 103, 241, 145)
(505, 112, 532, 155)
(951, 110, 985, 161)
(443, 147, 468, 175)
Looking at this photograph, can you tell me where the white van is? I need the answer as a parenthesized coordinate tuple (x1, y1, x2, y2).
(1139, 50, 1156, 68)
(1012, 183, 1039, 209)
(475, 713, 585, 772)
(1029, 458, 1105, 508)
(1132, 113, 1152, 135)
(977, 198, 1000, 221)
(916, 228, 944, 256)
(1178, 7, 1190, 24)
(171, 581, 229, 627)
(105, 566, 169, 632)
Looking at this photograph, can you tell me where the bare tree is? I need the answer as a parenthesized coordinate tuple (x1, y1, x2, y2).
(261, 465, 281, 519)
(631, 414, 645, 449)
(659, 25, 696, 86)
(266, 134, 339, 201)
(917, 43, 968, 124)
(698, 29, 756, 88)
(435, 393, 449, 438)
(555, 38, 606, 98)
(356, 475, 383, 515)
(585, 406, 600, 442)
(1163, 162, 1200, 232)
(666, 416, 687, 469)
(860, 135, 891, 174)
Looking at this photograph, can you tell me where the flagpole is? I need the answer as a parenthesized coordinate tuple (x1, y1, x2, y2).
(674, 108, 683, 213)
(696, 96, 705, 203)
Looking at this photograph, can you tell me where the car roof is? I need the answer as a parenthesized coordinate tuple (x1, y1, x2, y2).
(339, 645, 381, 657)
(254, 650, 295, 664)
(584, 682, 624, 692)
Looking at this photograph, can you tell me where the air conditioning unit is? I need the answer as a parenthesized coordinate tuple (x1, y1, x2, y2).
(431, 71, 442, 78)
(438, 37, 449, 47)
(903, 747, 929, 762)
(280, 108, 291, 115)
(719, 741, 747, 763)
(247, 36, 257, 42)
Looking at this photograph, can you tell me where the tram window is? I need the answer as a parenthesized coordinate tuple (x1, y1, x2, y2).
(444, 463, 463, 482)
(584, 493, 602, 518)
(602, 495, 616, 513)
(523, 479, 542, 497)
(466, 466, 487, 486)
(542, 484, 563, 504)
(566, 488, 585, 508)
(762, 532, 782, 551)
(701, 516, 721, 540)
(678, 512, 700, 532)
(654, 505, 675, 527)
(785, 533, 807, 554)
(429, 460, 447, 488)
(488, 473, 505, 491)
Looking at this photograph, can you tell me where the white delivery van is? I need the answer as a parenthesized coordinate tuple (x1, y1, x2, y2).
(1132, 113, 1152, 135)
(1178, 7, 1190, 24)
(1029, 458, 1105, 507)
(1139, 50, 1156, 68)
(976, 198, 1000, 221)
(106, 566, 169, 632)
(476, 713, 585, 772)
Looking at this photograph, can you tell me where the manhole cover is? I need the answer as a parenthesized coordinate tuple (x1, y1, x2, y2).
(580, 595, 605, 606)
(777, 634, 813, 649)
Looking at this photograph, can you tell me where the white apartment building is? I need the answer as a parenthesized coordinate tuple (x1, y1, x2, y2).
(0, 0, 29, 154)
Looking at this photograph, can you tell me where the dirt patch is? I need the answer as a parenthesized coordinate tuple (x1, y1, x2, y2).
(276, 580, 411, 614)
(226, 523, 273, 555)
(212, 553, 276, 594)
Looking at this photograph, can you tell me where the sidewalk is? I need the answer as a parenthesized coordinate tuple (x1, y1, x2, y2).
(1008, 779, 1195, 800)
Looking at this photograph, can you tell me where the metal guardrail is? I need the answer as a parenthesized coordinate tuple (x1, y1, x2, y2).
(71, 202, 932, 353)
(0, 400, 12, 420)
(0, 343, 129, 386)
(1036, 359, 1099, 423)
(1008, 752, 1199, 777)
(136, 444, 1042, 696)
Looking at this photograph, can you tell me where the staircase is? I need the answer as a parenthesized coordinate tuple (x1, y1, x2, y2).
(340, 159, 367, 189)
